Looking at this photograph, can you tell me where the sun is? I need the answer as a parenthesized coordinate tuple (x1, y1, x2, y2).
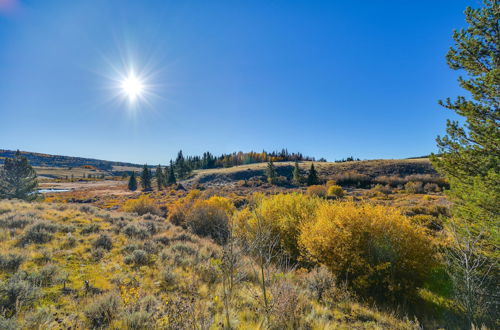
(121, 72, 144, 102)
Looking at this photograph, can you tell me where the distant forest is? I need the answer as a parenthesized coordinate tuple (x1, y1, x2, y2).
(177, 149, 321, 171)
(0, 150, 141, 170)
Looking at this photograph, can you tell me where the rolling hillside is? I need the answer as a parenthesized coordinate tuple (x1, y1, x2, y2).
(0, 149, 142, 171)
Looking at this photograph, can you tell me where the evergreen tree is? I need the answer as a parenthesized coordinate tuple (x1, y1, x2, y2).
(292, 161, 302, 185)
(431, 0, 499, 243)
(266, 160, 277, 184)
(307, 163, 320, 186)
(175, 150, 190, 179)
(155, 165, 164, 190)
(141, 165, 152, 191)
(0, 150, 38, 201)
(128, 172, 138, 191)
(167, 160, 177, 185)
(431, 2, 499, 325)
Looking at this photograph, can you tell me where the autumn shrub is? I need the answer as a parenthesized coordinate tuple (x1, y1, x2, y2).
(411, 214, 443, 231)
(325, 180, 337, 187)
(84, 292, 121, 328)
(372, 183, 393, 195)
(299, 202, 436, 300)
(123, 195, 160, 216)
(234, 193, 321, 262)
(374, 175, 406, 187)
(306, 185, 327, 198)
(327, 185, 345, 198)
(171, 195, 234, 244)
(333, 171, 372, 188)
(185, 201, 229, 244)
(404, 181, 424, 194)
(423, 182, 441, 193)
(167, 190, 202, 226)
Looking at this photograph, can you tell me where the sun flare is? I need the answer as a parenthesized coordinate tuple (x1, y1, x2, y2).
(121, 73, 144, 102)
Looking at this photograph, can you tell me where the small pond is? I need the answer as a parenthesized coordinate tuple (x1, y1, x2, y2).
(37, 189, 70, 193)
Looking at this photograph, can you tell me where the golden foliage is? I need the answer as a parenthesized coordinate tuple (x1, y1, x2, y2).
(234, 193, 321, 261)
(299, 201, 436, 298)
(327, 185, 345, 198)
(122, 195, 160, 215)
(306, 185, 327, 198)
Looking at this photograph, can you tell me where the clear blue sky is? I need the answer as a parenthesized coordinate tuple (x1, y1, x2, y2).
(1, 0, 471, 164)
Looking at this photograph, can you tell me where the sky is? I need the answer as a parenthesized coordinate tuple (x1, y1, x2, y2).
(0, 0, 473, 164)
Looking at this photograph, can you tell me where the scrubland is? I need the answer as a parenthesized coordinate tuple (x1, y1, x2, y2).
(0, 152, 494, 328)
(0, 158, 493, 328)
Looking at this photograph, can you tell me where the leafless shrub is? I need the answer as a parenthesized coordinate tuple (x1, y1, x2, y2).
(269, 278, 306, 329)
(305, 265, 335, 301)
(445, 223, 498, 328)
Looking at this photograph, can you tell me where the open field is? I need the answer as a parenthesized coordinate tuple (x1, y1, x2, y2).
(0, 198, 449, 328)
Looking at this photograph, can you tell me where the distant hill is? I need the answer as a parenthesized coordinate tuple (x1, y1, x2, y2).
(186, 158, 441, 188)
(0, 149, 142, 171)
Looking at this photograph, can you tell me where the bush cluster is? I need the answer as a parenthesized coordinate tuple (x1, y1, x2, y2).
(306, 185, 327, 198)
(299, 201, 436, 299)
(168, 193, 234, 244)
(0, 254, 25, 272)
(235, 193, 436, 300)
(123, 195, 160, 216)
(19, 222, 59, 246)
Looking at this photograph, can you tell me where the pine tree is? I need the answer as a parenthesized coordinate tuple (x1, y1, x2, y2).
(307, 163, 320, 186)
(430, 2, 499, 325)
(141, 165, 152, 191)
(292, 161, 302, 185)
(266, 160, 277, 184)
(128, 172, 138, 191)
(431, 0, 499, 242)
(167, 160, 176, 185)
(155, 165, 164, 190)
(0, 150, 38, 201)
(175, 150, 190, 179)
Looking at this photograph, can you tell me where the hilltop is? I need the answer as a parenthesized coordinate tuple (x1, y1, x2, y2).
(186, 157, 440, 189)
(0, 149, 142, 171)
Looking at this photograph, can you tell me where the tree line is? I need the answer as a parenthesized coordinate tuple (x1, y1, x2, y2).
(128, 149, 321, 191)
